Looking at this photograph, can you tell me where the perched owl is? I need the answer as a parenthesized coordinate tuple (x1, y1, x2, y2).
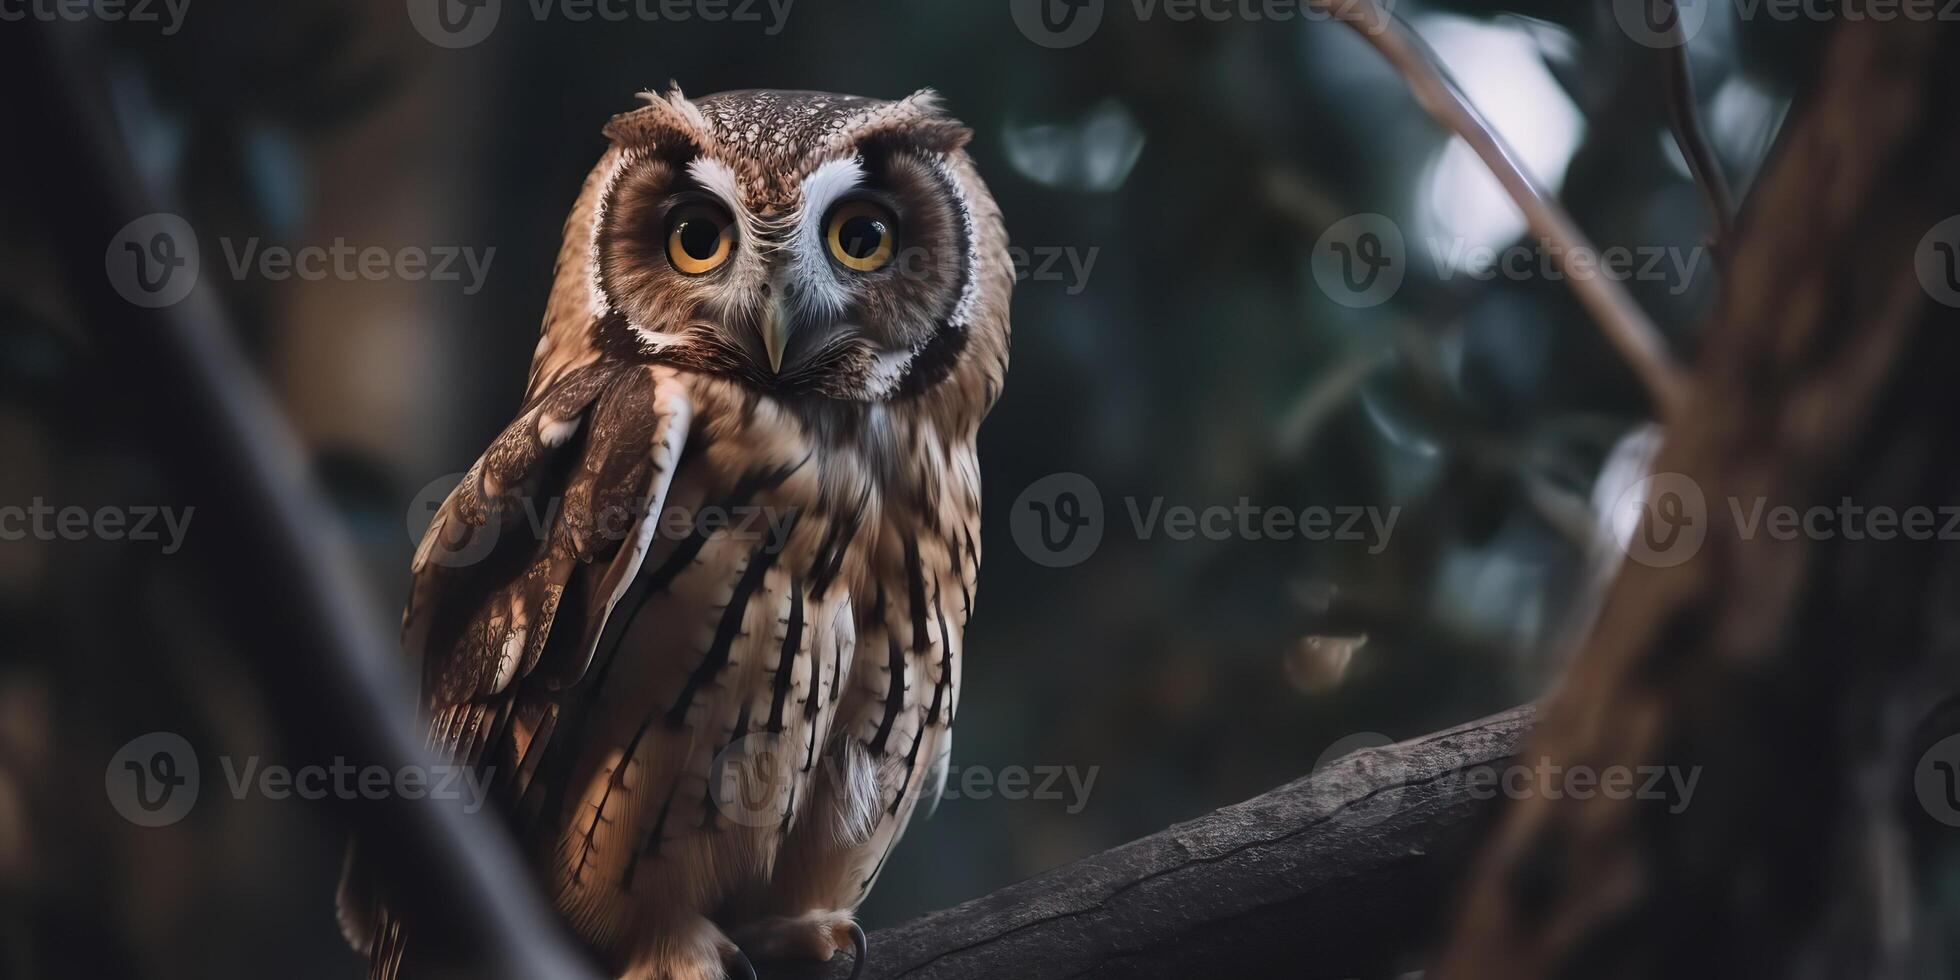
(338, 87, 1011, 980)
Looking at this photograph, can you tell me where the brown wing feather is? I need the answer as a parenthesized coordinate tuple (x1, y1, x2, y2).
(339, 361, 694, 979)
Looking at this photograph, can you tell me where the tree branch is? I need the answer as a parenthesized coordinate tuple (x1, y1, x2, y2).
(1657, 0, 1735, 248)
(12, 25, 600, 980)
(1303, 0, 1690, 422)
(765, 706, 1535, 980)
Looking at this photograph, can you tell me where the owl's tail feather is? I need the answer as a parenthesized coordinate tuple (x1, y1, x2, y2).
(338, 839, 411, 980)
(368, 911, 409, 980)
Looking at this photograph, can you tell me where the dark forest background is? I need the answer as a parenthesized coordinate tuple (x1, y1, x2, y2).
(0, 2, 1862, 977)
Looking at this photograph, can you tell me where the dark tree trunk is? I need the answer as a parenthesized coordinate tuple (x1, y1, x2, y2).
(1438, 16, 1960, 980)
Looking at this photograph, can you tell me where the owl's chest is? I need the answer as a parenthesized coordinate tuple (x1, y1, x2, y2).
(678, 390, 977, 606)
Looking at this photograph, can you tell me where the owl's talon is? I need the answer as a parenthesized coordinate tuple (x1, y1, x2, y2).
(845, 922, 867, 980)
(726, 949, 758, 980)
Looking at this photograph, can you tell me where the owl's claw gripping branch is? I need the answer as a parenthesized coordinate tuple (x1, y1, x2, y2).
(845, 922, 868, 980)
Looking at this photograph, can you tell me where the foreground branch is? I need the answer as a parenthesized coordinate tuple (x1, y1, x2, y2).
(768, 706, 1534, 980)
(1442, 17, 1960, 980)
(15, 25, 599, 980)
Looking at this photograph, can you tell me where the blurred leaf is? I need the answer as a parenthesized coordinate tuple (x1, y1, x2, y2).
(1003, 100, 1145, 193)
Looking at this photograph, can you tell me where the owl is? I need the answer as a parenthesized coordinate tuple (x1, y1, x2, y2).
(337, 87, 1011, 980)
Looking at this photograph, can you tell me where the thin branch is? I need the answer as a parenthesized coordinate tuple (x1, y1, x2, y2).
(1304, 0, 1690, 423)
(1658, 0, 1736, 248)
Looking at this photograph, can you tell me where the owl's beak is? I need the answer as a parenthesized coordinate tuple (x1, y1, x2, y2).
(762, 294, 794, 375)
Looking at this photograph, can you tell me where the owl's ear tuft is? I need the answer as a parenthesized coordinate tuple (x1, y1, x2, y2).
(603, 85, 715, 153)
(846, 89, 972, 156)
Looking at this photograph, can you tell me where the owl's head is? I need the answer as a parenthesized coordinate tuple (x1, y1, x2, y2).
(532, 86, 1008, 406)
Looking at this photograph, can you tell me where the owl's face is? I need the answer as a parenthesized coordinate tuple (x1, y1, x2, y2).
(586, 88, 989, 402)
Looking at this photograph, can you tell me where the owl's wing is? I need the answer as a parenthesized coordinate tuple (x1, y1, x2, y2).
(342, 360, 695, 979)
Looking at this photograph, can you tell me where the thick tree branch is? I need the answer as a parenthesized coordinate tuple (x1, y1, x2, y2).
(1440, 17, 1960, 980)
(766, 706, 1535, 980)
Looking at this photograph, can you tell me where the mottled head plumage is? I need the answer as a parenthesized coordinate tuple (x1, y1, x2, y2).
(530, 85, 1007, 408)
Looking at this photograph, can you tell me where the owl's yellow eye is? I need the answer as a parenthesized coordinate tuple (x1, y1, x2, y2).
(825, 200, 897, 272)
(666, 205, 735, 275)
